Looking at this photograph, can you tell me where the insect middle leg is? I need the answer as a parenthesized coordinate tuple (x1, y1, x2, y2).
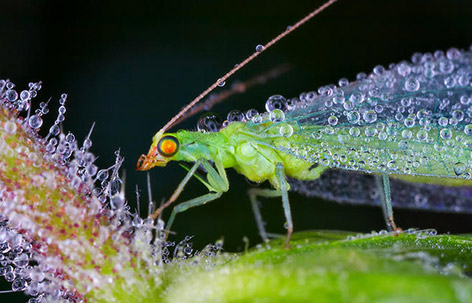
(248, 163, 293, 248)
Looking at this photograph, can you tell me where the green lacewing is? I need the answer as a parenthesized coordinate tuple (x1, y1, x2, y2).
(137, 0, 472, 245)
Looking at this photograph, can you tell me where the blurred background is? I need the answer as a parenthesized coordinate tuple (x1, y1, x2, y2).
(1, 0, 472, 300)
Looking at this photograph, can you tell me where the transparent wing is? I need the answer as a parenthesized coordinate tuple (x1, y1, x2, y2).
(250, 48, 472, 179)
(288, 169, 472, 213)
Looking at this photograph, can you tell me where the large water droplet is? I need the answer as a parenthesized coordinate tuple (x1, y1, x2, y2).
(265, 95, 287, 112)
(279, 124, 293, 137)
(227, 110, 245, 122)
(197, 113, 222, 132)
(19, 90, 30, 100)
(28, 115, 43, 129)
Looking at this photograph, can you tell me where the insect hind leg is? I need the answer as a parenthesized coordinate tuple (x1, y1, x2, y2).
(248, 163, 293, 248)
(375, 174, 400, 232)
(248, 188, 281, 243)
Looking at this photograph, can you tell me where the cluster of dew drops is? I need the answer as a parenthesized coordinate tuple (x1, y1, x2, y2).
(196, 93, 289, 133)
(0, 79, 227, 302)
(198, 46, 472, 178)
(0, 79, 133, 302)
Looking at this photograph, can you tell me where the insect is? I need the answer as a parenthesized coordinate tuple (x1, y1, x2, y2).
(137, 0, 472, 247)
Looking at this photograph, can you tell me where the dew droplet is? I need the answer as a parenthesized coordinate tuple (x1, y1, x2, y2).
(438, 117, 448, 127)
(327, 115, 338, 126)
(363, 110, 377, 123)
(255, 44, 264, 52)
(227, 110, 245, 122)
(440, 128, 453, 140)
(454, 162, 466, 176)
(439, 59, 454, 74)
(343, 100, 354, 110)
(97, 169, 109, 181)
(404, 117, 415, 128)
(347, 111, 360, 124)
(404, 77, 420, 92)
(416, 129, 428, 141)
(197, 113, 222, 132)
(364, 126, 377, 137)
(265, 95, 287, 112)
(59, 105, 66, 114)
(66, 132, 75, 143)
(6, 90, 18, 101)
(252, 114, 262, 124)
(349, 127, 360, 137)
(28, 115, 43, 129)
(444, 76, 456, 88)
(11, 277, 26, 291)
(452, 110, 464, 122)
(19, 90, 30, 100)
(279, 124, 293, 137)
(402, 129, 412, 139)
(338, 78, 349, 87)
(464, 124, 472, 136)
(4, 121, 17, 134)
(349, 92, 364, 104)
(83, 138, 93, 149)
(245, 109, 259, 120)
(217, 78, 225, 87)
(269, 109, 285, 123)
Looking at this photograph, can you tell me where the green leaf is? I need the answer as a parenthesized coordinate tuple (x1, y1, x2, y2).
(162, 230, 472, 303)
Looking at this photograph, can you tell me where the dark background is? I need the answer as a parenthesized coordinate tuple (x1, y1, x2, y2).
(2, 0, 472, 300)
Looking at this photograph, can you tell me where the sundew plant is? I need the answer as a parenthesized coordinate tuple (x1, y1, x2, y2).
(2, 1, 472, 302)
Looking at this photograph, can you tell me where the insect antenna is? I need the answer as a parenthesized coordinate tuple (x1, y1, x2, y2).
(159, 0, 338, 133)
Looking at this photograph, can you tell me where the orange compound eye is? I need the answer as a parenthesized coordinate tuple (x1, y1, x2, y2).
(157, 135, 179, 157)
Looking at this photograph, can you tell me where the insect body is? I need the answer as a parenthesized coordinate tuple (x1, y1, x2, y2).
(138, 47, 472, 246)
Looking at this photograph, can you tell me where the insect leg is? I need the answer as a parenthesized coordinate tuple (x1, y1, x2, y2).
(378, 174, 399, 232)
(248, 163, 293, 248)
(163, 158, 229, 233)
(248, 188, 282, 242)
(375, 175, 391, 232)
(166, 192, 223, 232)
(276, 163, 293, 248)
(150, 158, 206, 220)
(151, 158, 228, 220)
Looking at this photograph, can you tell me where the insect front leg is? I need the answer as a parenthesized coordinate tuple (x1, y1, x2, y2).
(248, 163, 293, 248)
(154, 158, 229, 234)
